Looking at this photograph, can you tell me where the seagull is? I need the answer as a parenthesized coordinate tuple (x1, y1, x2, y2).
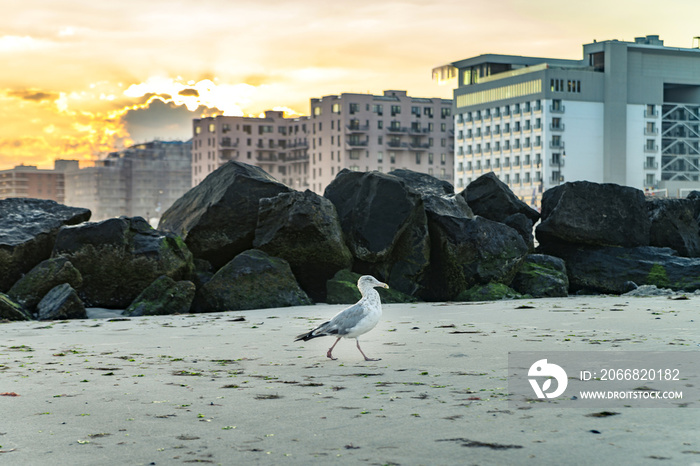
(295, 275, 389, 361)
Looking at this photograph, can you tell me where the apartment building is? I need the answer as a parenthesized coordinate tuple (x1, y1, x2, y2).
(0, 160, 78, 203)
(191, 111, 309, 189)
(436, 35, 700, 206)
(64, 140, 191, 223)
(309, 90, 453, 193)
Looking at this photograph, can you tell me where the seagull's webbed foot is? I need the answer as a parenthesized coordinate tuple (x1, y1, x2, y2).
(327, 337, 341, 360)
(356, 340, 380, 362)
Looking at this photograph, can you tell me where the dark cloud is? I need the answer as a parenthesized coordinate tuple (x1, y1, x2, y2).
(123, 99, 207, 142)
(178, 88, 199, 97)
(8, 89, 59, 102)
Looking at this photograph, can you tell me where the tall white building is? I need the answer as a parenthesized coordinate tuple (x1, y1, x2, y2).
(436, 35, 700, 207)
(191, 111, 310, 189)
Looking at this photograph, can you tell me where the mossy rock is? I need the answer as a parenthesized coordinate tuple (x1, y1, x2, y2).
(325, 269, 417, 304)
(646, 263, 670, 288)
(456, 282, 524, 302)
(193, 249, 312, 312)
(125, 275, 196, 316)
(8, 257, 83, 313)
(0, 293, 31, 321)
(511, 254, 569, 298)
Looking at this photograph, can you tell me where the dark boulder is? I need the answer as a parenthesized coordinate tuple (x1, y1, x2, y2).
(325, 269, 417, 304)
(158, 161, 291, 269)
(536, 181, 650, 248)
(36, 283, 86, 320)
(460, 172, 540, 223)
(503, 213, 535, 251)
(53, 217, 193, 308)
(0, 198, 90, 292)
(547, 244, 700, 294)
(253, 190, 352, 302)
(389, 168, 474, 220)
(0, 293, 30, 321)
(422, 215, 529, 301)
(8, 257, 82, 313)
(646, 198, 700, 257)
(124, 275, 196, 316)
(511, 254, 569, 298)
(193, 249, 312, 312)
(389, 169, 455, 197)
(324, 170, 430, 296)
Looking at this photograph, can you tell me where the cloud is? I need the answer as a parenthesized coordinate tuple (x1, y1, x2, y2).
(178, 88, 200, 97)
(122, 99, 204, 143)
(7, 89, 60, 102)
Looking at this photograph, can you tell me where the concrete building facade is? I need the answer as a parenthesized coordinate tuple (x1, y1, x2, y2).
(309, 90, 453, 193)
(191, 92, 453, 194)
(436, 35, 700, 206)
(191, 111, 309, 189)
(64, 140, 191, 223)
(0, 160, 78, 203)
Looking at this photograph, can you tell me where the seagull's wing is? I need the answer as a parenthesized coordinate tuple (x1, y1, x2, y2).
(326, 301, 368, 336)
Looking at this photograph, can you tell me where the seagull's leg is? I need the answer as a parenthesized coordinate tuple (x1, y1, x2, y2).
(356, 339, 381, 361)
(326, 338, 341, 360)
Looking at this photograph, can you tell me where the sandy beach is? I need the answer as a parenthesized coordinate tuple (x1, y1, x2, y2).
(1, 295, 698, 465)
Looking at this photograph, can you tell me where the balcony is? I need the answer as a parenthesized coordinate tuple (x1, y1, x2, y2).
(550, 174, 565, 183)
(287, 141, 309, 149)
(218, 139, 238, 148)
(549, 140, 565, 150)
(388, 141, 408, 149)
(550, 104, 565, 114)
(644, 160, 659, 169)
(409, 142, 430, 151)
(346, 139, 369, 147)
(549, 123, 565, 132)
(549, 158, 565, 167)
(644, 143, 659, 153)
(386, 125, 408, 134)
(256, 154, 278, 162)
(346, 123, 369, 133)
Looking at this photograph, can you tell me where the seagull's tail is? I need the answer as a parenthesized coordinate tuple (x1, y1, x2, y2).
(294, 321, 332, 341)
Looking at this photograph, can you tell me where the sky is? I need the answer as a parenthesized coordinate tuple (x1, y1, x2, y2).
(2, 0, 699, 170)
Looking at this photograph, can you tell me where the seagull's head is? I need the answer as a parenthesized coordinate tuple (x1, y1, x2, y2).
(358, 275, 389, 290)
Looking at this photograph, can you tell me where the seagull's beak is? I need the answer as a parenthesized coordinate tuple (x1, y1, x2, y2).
(382, 283, 389, 289)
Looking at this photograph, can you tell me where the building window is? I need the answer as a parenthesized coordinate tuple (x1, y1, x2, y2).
(332, 103, 341, 113)
(391, 105, 401, 116)
(373, 104, 383, 115)
(349, 103, 359, 114)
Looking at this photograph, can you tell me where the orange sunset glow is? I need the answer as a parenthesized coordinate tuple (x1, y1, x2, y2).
(2, 0, 699, 170)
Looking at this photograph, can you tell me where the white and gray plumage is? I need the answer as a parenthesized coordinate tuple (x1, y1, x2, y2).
(295, 275, 389, 361)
